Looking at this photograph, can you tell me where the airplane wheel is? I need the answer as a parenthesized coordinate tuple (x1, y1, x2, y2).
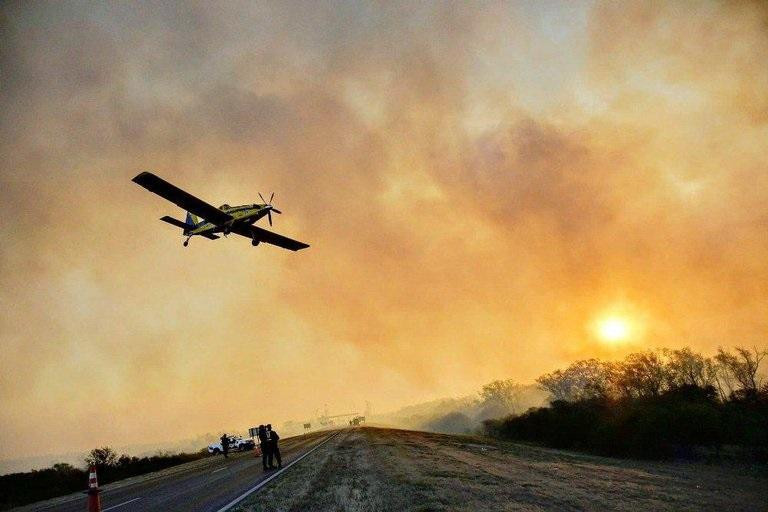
(252, 240, 259, 246)
(183, 240, 189, 247)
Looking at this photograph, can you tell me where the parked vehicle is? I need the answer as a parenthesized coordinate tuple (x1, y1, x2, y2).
(207, 436, 254, 454)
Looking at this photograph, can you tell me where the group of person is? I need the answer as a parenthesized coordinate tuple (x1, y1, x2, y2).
(257, 423, 281, 471)
(217, 424, 281, 471)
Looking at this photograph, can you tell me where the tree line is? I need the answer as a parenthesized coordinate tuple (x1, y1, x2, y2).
(483, 346, 768, 460)
(0, 447, 206, 510)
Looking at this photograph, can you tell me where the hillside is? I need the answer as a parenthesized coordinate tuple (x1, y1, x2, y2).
(370, 383, 548, 434)
(234, 427, 766, 512)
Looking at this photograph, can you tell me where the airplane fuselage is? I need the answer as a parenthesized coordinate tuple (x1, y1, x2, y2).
(188, 203, 271, 236)
(133, 171, 308, 250)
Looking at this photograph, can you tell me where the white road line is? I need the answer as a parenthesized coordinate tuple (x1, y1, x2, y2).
(102, 497, 142, 511)
(212, 467, 227, 473)
(215, 430, 343, 512)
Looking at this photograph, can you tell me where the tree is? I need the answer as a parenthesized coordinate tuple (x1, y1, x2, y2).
(568, 359, 617, 400)
(536, 369, 572, 402)
(704, 357, 730, 402)
(85, 447, 118, 468)
(715, 346, 767, 396)
(52, 463, 78, 474)
(615, 351, 668, 398)
(664, 347, 711, 389)
(479, 379, 525, 414)
(536, 359, 616, 402)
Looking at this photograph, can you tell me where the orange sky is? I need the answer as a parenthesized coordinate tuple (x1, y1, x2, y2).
(1, 1, 767, 461)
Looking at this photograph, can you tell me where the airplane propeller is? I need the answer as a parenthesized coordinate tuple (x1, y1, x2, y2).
(259, 192, 282, 226)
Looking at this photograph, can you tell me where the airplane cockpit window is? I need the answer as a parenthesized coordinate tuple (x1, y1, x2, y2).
(219, 204, 230, 210)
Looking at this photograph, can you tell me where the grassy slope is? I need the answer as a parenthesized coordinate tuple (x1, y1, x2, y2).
(235, 427, 767, 512)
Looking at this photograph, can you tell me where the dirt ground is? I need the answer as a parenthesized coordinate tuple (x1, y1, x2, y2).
(234, 426, 767, 512)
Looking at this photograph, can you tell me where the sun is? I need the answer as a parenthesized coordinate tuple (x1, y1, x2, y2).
(590, 302, 648, 347)
(595, 316, 631, 344)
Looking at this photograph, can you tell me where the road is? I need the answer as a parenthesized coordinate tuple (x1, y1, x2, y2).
(15, 430, 339, 512)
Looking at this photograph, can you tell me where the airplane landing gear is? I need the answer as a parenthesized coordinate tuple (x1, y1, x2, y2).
(252, 239, 259, 246)
(183, 236, 191, 247)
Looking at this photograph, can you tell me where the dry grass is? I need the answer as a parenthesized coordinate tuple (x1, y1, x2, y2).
(235, 427, 767, 512)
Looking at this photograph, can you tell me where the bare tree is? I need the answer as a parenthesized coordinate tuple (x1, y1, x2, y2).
(664, 347, 711, 388)
(704, 357, 730, 402)
(715, 346, 767, 395)
(479, 379, 525, 413)
(535, 346, 767, 404)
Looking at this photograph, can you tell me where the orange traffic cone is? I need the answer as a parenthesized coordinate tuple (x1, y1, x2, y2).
(86, 465, 101, 512)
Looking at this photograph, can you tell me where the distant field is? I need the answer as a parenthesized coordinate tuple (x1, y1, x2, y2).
(235, 426, 767, 512)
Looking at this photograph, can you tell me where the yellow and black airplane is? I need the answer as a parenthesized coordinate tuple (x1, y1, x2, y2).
(132, 172, 309, 251)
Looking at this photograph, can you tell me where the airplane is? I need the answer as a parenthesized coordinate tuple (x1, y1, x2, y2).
(132, 171, 309, 251)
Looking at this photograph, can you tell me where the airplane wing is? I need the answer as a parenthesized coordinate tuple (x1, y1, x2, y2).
(133, 172, 233, 226)
(230, 224, 310, 251)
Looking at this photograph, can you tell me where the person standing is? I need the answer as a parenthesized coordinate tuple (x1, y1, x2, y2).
(220, 434, 230, 459)
(266, 424, 281, 469)
(257, 425, 270, 471)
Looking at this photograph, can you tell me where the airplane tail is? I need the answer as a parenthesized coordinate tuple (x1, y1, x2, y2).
(185, 212, 200, 227)
(160, 215, 192, 234)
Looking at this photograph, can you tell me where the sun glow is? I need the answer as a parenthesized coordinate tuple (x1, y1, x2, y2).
(595, 316, 632, 345)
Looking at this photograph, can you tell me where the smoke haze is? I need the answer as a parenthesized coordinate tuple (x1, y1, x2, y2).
(1, 1, 767, 461)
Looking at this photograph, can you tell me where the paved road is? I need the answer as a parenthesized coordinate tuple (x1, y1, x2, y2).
(17, 430, 339, 512)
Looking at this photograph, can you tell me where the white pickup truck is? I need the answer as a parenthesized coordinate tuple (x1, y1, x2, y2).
(207, 435, 254, 454)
